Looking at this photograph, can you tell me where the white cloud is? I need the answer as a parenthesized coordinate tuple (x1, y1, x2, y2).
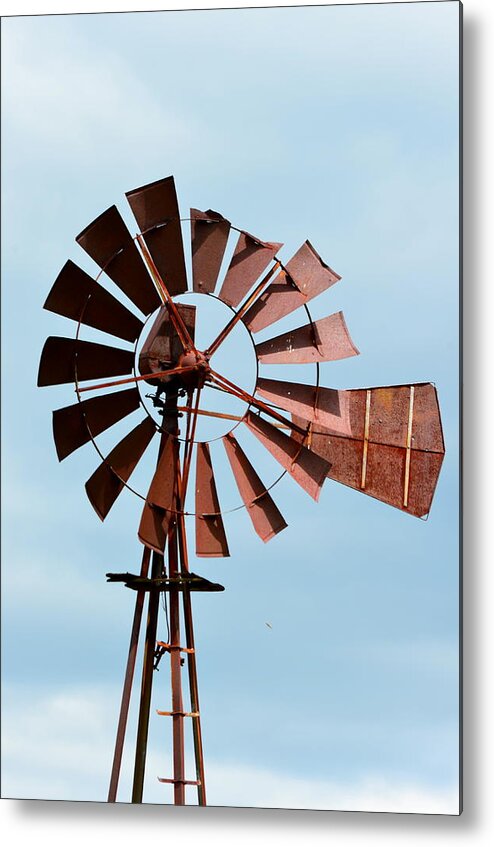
(2, 683, 459, 814)
(204, 761, 459, 815)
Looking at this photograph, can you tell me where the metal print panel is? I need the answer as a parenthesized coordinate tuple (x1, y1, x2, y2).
(1, 1, 461, 817)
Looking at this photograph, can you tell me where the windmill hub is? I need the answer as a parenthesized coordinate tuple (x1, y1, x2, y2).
(178, 350, 211, 387)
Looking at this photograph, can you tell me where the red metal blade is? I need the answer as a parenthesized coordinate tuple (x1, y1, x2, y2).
(217, 231, 282, 308)
(44, 260, 144, 343)
(195, 443, 229, 557)
(38, 337, 135, 386)
(223, 433, 287, 542)
(138, 501, 170, 553)
(245, 411, 330, 501)
(244, 241, 340, 333)
(191, 208, 231, 294)
(256, 378, 354, 435)
(52, 388, 140, 461)
(126, 176, 188, 296)
(292, 383, 445, 518)
(402, 382, 445, 453)
(255, 312, 359, 364)
(145, 435, 178, 511)
(76, 205, 160, 316)
(85, 417, 156, 520)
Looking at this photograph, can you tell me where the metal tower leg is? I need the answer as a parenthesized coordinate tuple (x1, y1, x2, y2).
(131, 551, 163, 803)
(167, 526, 186, 805)
(108, 545, 151, 802)
(182, 588, 207, 805)
(176, 501, 207, 806)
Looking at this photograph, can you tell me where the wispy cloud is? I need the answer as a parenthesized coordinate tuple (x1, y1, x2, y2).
(1, 683, 459, 814)
(1, 19, 211, 181)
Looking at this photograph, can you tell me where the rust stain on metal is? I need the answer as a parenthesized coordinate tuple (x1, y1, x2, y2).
(255, 312, 359, 365)
(292, 382, 445, 518)
(223, 432, 287, 542)
(256, 378, 353, 436)
(244, 240, 340, 333)
(218, 230, 282, 308)
(195, 443, 230, 557)
(191, 208, 231, 294)
(245, 411, 330, 501)
(205, 262, 280, 358)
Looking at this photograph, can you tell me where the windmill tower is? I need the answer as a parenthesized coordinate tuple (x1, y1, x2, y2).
(38, 176, 445, 805)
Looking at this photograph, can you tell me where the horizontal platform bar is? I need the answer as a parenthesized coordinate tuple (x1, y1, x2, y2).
(156, 710, 200, 717)
(156, 641, 195, 654)
(106, 571, 225, 593)
(157, 778, 201, 786)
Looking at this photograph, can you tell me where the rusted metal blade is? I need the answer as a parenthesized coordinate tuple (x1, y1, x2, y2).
(223, 433, 287, 542)
(292, 383, 445, 518)
(145, 435, 178, 511)
(126, 176, 187, 296)
(85, 417, 156, 520)
(257, 378, 354, 435)
(52, 388, 140, 461)
(195, 443, 229, 557)
(244, 241, 340, 333)
(191, 208, 231, 294)
(255, 312, 359, 364)
(138, 501, 171, 553)
(217, 231, 282, 308)
(38, 337, 135, 386)
(245, 411, 330, 501)
(44, 260, 144, 343)
(76, 205, 160, 316)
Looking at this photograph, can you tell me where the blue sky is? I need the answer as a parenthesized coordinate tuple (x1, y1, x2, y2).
(1, 2, 460, 813)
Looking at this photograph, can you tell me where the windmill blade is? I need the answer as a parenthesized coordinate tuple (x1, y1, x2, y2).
(126, 176, 188, 296)
(257, 378, 354, 435)
(38, 337, 135, 386)
(244, 241, 340, 333)
(76, 205, 161, 316)
(52, 388, 141, 461)
(138, 501, 170, 554)
(195, 443, 230, 557)
(44, 260, 144, 343)
(223, 432, 287, 542)
(191, 208, 231, 294)
(255, 312, 359, 365)
(245, 411, 330, 501)
(85, 417, 157, 520)
(217, 231, 283, 308)
(145, 435, 178, 511)
(292, 383, 445, 518)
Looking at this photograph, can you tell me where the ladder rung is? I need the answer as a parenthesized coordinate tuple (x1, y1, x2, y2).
(156, 709, 200, 717)
(156, 641, 195, 654)
(158, 777, 201, 786)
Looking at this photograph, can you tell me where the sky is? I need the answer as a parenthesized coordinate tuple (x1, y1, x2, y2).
(1, 1, 460, 814)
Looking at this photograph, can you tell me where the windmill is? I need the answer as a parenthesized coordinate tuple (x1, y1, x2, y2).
(38, 175, 445, 806)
